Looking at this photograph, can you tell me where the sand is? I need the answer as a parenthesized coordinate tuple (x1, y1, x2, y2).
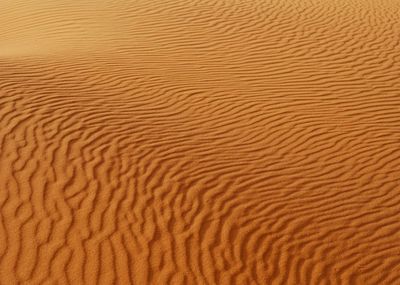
(1, 0, 400, 284)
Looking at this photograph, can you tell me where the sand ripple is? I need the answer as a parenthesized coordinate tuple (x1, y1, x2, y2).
(1, 0, 400, 284)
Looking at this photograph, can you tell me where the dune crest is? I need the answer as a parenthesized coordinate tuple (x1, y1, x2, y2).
(1, 0, 400, 284)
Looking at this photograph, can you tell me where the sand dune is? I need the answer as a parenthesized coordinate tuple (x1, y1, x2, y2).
(1, 0, 400, 284)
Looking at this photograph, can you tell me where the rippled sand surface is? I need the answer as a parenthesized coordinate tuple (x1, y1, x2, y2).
(1, 0, 400, 284)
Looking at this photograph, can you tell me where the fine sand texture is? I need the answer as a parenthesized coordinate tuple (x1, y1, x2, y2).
(1, 0, 400, 284)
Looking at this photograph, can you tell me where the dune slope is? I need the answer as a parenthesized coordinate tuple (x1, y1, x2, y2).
(1, 0, 400, 284)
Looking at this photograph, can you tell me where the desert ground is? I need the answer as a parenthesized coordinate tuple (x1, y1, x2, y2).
(1, 0, 400, 284)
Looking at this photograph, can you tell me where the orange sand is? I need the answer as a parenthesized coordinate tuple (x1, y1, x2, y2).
(1, 0, 400, 284)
